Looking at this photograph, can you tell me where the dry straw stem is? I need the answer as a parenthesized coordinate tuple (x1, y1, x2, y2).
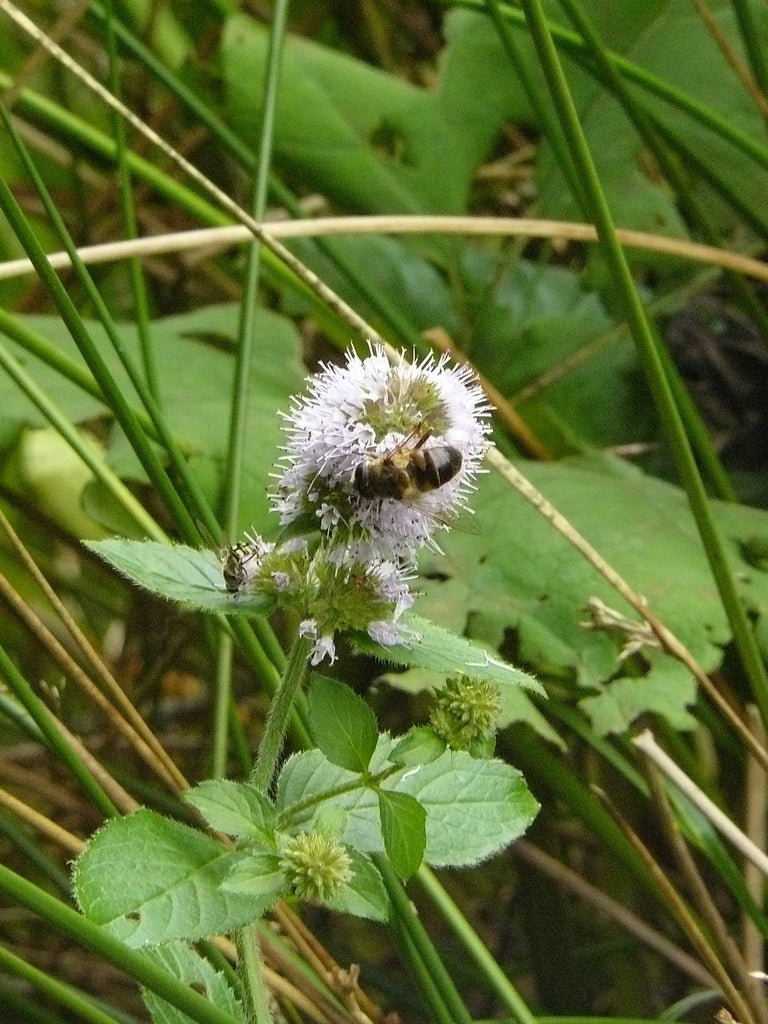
(595, 785, 759, 1024)
(743, 705, 767, 971)
(0, 508, 188, 794)
(689, 0, 768, 120)
(0, 782, 84, 856)
(271, 903, 383, 1024)
(1, 217, 767, 287)
(213, 935, 342, 1024)
(634, 730, 768, 878)
(637, 744, 768, 1024)
(489, 449, 768, 773)
(514, 838, 715, 987)
(0, 559, 183, 798)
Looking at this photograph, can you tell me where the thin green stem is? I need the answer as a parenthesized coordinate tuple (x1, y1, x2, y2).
(212, 633, 236, 780)
(375, 854, 474, 1024)
(513, 0, 768, 726)
(730, 0, 768, 111)
(215, 0, 289, 796)
(394, 918, 454, 1024)
(447, 0, 768, 175)
(250, 633, 313, 794)
(86, 0, 428, 351)
(0, 864, 241, 1024)
(0, 943, 122, 1024)
(236, 927, 272, 1024)
(0, 335, 164, 540)
(416, 865, 537, 1024)
(104, 0, 159, 405)
(0, 103, 196, 540)
(486, 0, 586, 214)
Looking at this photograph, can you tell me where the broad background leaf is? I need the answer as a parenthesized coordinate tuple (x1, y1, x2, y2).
(1, 305, 304, 533)
(416, 456, 768, 735)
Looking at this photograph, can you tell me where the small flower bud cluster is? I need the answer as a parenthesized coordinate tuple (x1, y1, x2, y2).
(279, 831, 352, 903)
(225, 345, 490, 663)
(223, 534, 414, 665)
(430, 675, 502, 755)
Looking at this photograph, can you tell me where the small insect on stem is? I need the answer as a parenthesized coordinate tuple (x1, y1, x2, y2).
(222, 541, 262, 594)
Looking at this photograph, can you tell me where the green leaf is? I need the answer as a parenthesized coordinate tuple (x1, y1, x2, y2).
(389, 727, 447, 767)
(324, 849, 390, 922)
(73, 809, 276, 946)
(351, 614, 543, 695)
(86, 539, 274, 615)
(221, 13, 508, 215)
(142, 942, 244, 1024)
(377, 790, 426, 880)
(424, 456, 768, 735)
(460, 255, 648, 454)
(276, 737, 539, 867)
(3, 306, 304, 531)
(307, 675, 379, 772)
(184, 780, 277, 844)
(221, 852, 287, 903)
(450, 5, 768, 245)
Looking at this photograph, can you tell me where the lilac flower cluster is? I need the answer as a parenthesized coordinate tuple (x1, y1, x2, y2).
(226, 345, 490, 664)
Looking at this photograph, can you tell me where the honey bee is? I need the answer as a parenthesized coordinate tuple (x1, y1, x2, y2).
(353, 426, 462, 503)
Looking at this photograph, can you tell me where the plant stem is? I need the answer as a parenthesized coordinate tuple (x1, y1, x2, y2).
(513, 0, 768, 726)
(416, 865, 538, 1024)
(236, 926, 273, 1024)
(375, 854, 474, 1024)
(250, 634, 313, 795)
(235, 628, 311, 1024)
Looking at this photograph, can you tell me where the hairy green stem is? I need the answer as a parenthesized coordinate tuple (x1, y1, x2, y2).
(250, 633, 313, 795)
(375, 854, 474, 1024)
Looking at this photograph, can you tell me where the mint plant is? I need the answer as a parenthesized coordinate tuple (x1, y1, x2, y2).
(76, 346, 541, 1023)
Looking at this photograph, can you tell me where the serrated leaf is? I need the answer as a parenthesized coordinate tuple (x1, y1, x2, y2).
(324, 849, 389, 922)
(314, 805, 348, 839)
(221, 852, 287, 902)
(184, 780, 277, 844)
(276, 737, 539, 867)
(86, 539, 274, 615)
(351, 615, 543, 695)
(307, 676, 378, 772)
(73, 809, 275, 946)
(142, 942, 244, 1024)
(377, 790, 426, 879)
(389, 727, 447, 767)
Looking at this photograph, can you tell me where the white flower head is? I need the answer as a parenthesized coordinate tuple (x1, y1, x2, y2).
(274, 344, 491, 559)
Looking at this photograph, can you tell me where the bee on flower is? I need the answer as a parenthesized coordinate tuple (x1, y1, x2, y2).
(273, 344, 491, 562)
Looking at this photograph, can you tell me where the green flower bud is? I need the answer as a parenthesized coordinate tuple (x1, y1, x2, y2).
(279, 831, 353, 903)
(430, 675, 501, 752)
